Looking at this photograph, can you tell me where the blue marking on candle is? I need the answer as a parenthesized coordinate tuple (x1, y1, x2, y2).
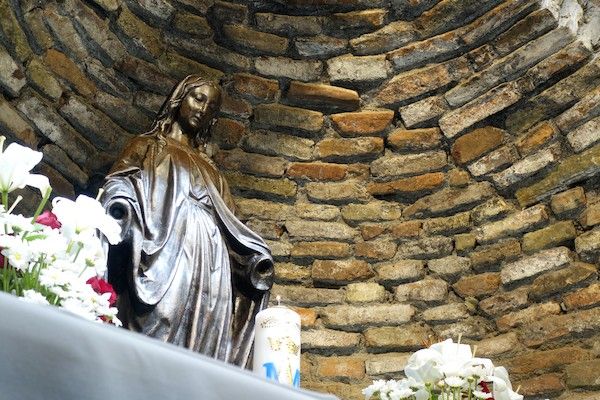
(263, 362, 279, 381)
(293, 369, 300, 388)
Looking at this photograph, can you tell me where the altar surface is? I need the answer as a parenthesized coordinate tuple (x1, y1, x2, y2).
(0, 292, 337, 400)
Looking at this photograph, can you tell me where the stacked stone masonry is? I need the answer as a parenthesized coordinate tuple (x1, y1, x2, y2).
(1, 0, 600, 398)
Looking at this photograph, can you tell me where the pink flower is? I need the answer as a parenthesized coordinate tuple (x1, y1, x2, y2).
(86, 276, 117, 306)
(36, 210, 61, 229)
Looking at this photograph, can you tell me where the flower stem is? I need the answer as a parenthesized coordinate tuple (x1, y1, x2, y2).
(31, 187, 52, 223)
(2, 190, 8, 211)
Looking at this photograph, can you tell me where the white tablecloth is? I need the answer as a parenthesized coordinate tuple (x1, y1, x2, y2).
(0, 292, 336, 400)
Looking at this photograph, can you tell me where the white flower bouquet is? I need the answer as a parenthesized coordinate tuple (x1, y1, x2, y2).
(0, 136, 122, 325)
(363, 338, 524, 400)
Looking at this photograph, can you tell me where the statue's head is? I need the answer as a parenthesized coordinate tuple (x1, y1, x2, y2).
(151, 75, 222, 147)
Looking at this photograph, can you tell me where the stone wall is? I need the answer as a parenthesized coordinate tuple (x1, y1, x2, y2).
(1, 0, 600, 398)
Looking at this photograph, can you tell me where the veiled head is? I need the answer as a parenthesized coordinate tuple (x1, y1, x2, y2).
(151, 75, 222, 146)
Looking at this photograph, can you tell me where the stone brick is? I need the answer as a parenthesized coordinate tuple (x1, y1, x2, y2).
(302, 329, 361, 355)
(116, 5, 163, 59)
(367, 172, 446, 197)
(117, 56, 176, 95)
(365, 353, 410, 376)
(287, 162, 347, 181)
(242, 130, 314, 161)
(375, 62, 465, 107)
(302, 381, 363, 400)
(41, 144, 89, 187)
(316, 137, 383, 161)
(341, 202, 401, 225)
(173, 12, 211, 37)
(450, 126, 506, 165)
(471, 197, 516, 224)
(364, 324, 435, 352)
(355, 240, 397, 260)
(469, 239, 522, 271)
(445, 28, 574, 108)
(515, 121, 558, 156)
(555, 85, 600, 134)
(331, 9, 386, 30)
(521, 308, 600, 347)
(454, 233, 476, 252)
(454, 273, 501, 299)
(475, 204, 549, 244)
(266, 240, 292, 258)
(497, 302, 562, 332)
(287, 81, 359, 112)
(306, 180, 369, 204)
(475, 332, 520, 357)
(493, 143, 562, 189)
(224, 171, 297, 199)
(566, 359, 600, 389)
(286, 220, 357, 242)
(580, 203, 600, 228)
(246, 219, 284, 240)
(370, 151, 447, 179)
(157, 52, 224, 82)
(255, 13, 322, 36)
(403, 182, 495, 218)
(254, 104, 323, 133)
(294, 307, 317, 329)
(232, 73, 279, 102)
(434, 317, 494, 340)
(439, 81, 523, 139)
(564, 283, 600, 311)
(271, 285, 344, 307)
(421, 303, 470, 324)
(516, 144, 600, 207)
(37, 163, 74, 198)
(321, 304, 415, 331)
(530, 262, 597, 301)
(387, 30, 462, 73)
(164, 33, 248, 71)
(331, 110, 394, 137)
(134, 91, 163, 114)
(327, 54, 388, 83)
(492, 9, 557, 56)
(428, 256, 472, 279)
(223, 25, 288, 55)
(389, 221, 422, 239)
(575, 228, 600, 261)
(349, 20, 416, 55)
(568, 115, 600, 153)
(395, 279, 448, 303)
(399, 95, 449, 128)
(43, 6, 89, 59)
(234, 198, 291, 221)
(213, 118, 246, 150)
(215, 149, 286, 178)
(274, 262, 311, 283)
(44, 49, 96, 99)
(315, 355, 365, 380)
(360, 224, 386, 241)
(212, 1, 247, 23)
(255, 56, 322, 81)
(290, 241, 352, 259)
(388, 128, 442, 152)
(422, 212, 470, 235)
(294, 204, 340, 221)
(396, 236, 453, 260)
(94, 92, 152, 134)
(500, 247, 575, 286)
(0, 95, 38, 148)
(376, 260, 426, 286)
(467, 145, 520, 177)
(522, 221, 577, 253)
(551, 187, 586, 216)
(295, 35, 348, 59)
(312, 259, 374, 285)
(345, 282, 386, 303)
(479, 286, 529, 317)
(25, 58, 62, 101)
(0, 1, 32, 61)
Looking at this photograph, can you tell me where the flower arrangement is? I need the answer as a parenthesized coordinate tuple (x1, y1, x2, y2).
(363, 338, 523, 400)
(0, 135, 122, 325)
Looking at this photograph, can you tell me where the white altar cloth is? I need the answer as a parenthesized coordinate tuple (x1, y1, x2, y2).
(0, 292, 337, 400)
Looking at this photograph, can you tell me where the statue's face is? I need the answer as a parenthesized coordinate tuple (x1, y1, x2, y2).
(178, 84, 220, 134)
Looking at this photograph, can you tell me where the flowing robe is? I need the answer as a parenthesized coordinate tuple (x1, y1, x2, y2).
(101, 134, 274, 367)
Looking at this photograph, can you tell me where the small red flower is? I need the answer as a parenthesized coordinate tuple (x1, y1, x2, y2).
(36, 210, 61, 229)
(0, 251, 4, 269)
(86, 276, 117, 306)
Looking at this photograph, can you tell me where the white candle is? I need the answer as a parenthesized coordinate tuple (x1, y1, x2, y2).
(253, 299, 301, 387)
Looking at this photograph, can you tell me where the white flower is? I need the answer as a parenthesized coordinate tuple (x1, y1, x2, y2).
(20, 289, 50, 306)
(61, 297, 96, 321)
(473, 390, 494, 399)
(1, 240, 33, 271)
(52, 195, 121, 245)
(490, 367, 523, 400)
(405, 348, 444, 384)
(444, 376, 465, 388)
(0, 138, 49, 195)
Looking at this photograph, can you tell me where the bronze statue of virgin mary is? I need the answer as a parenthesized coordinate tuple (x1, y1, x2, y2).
(101, 75, 274, 367)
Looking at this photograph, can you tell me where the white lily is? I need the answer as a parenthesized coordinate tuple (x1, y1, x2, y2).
(52, 194, 121, 245)
(0, 137, 49, 196)
(405, 348, 444, 384)
(489, 367, 523, 400)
